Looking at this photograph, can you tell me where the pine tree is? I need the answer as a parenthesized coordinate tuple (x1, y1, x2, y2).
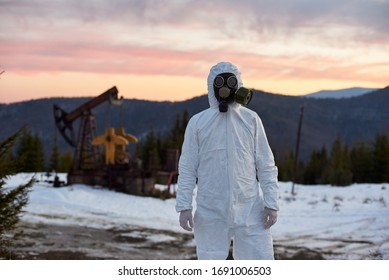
(0, 129, 34, 259)
(181, 110, 189, 133)
(277, 151, 295, 182)
(165, 110, 189, 151)
(328, 136, 352, 186)
(179, 110, 189, 149)
(372, 134, 389, 183)
(16, 129, 45, 172)
(33, 133, 45, 171)
(169, 113, 181, 149)
(350, 142, 373, 183)
(165, 112, 184, 149)
(141, 130, 161, 171)
(304, 146, 328, 184)
(16, 129, 34, 171)
(58, 151, 73, 172)
(49, 130, 60, 172)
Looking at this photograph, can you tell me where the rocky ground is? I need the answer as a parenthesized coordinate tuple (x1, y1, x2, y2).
(9, 221, 327, 260)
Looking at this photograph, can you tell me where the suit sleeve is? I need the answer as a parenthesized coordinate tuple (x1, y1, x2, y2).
(175, 119, 199, 212)
(254, 116, 279, 211)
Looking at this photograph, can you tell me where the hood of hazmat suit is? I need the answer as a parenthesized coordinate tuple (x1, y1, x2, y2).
(176, 62, 279, 260)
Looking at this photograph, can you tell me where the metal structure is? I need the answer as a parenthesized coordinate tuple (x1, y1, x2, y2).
(53, 86, 154, 195)
(291, 104, 305, 195)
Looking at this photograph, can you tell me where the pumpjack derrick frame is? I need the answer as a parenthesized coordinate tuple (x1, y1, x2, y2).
(53, 86, 154, 195)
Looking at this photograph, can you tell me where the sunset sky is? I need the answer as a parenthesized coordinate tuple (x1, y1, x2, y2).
(1, 0, 388, 104)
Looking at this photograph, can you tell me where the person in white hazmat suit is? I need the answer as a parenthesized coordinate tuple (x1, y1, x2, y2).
(175, 62, 279, 260)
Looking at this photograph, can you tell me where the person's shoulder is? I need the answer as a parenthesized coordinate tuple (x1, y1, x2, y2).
(187, 108, 214, 127)
(240, 105, 256, 114)
(239, 106, 261, 120)
(193, 107, 216, 119)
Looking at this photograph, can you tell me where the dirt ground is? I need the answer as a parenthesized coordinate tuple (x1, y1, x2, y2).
(9, 221, 327, 260)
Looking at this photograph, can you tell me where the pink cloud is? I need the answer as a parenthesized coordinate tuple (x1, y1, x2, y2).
(1, 35, 387, 88)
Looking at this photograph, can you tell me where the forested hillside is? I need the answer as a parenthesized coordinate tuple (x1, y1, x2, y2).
(0, 86, 388, 184)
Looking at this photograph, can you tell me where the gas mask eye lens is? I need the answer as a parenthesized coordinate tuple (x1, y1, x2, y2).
(214, 76, 224, 88)
(226, 76, 237, 88)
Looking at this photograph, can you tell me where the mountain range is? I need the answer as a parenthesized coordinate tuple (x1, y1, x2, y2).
(1, 86, 388, 162)
(304, 87, 378, 99)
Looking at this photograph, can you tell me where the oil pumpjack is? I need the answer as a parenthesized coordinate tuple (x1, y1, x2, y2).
(53, 86, 154, 195)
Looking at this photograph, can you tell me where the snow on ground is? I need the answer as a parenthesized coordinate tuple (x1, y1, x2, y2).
(275, 183, 389, 259)
(3, 173, 389, 259)
(4, 173, 182, 233)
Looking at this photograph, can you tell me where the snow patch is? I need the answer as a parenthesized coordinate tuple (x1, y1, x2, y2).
(3, 173, 389, 259)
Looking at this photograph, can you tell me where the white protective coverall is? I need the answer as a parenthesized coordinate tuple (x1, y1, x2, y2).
(175, 62, 279, 260)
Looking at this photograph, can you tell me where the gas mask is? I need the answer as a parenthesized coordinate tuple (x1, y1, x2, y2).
(213, 72, 253, 112)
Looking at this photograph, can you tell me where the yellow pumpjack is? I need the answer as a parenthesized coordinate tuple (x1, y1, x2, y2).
(92, 127, 138, 165)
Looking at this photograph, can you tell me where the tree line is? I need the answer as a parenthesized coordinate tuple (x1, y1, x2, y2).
(277, 134, 389, 186)
(136, 111, 189, 173)
(7, 111, 190, 176)
(7, 111, 389, 186)
(138, 111, 389, 186)
(8, 128, 73, 174)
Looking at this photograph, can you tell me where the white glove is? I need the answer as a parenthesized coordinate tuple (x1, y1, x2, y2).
(179, 209, 193, 232)
(262, 207, 277, 229)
